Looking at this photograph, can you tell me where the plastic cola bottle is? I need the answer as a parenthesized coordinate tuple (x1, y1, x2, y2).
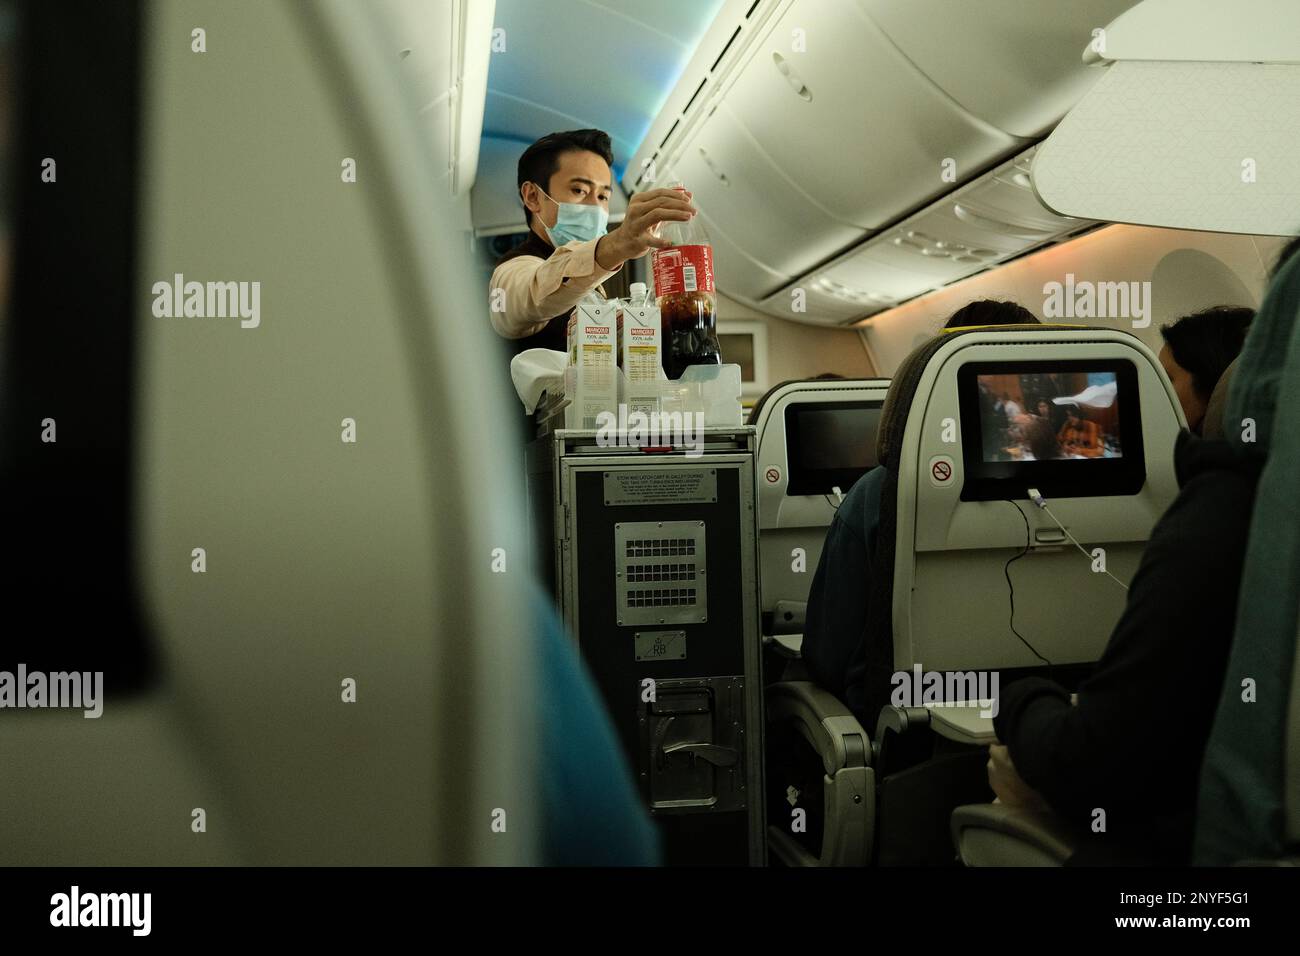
(650, 182, 721, 380)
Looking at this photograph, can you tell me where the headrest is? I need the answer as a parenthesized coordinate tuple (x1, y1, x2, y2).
(746, 376, 873, 426)
(1200, 357, 1240, 440)
(747, 379, 803, 425)
(876, 338, 946, 464)
(875, 324, 1083, 464)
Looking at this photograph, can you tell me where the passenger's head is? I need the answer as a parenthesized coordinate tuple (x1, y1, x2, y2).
(1036, 399, 1051, 417)
(1158, 306, 1254, 433)
(517, 129, 614, 234)
(943, 299, 1040, 330)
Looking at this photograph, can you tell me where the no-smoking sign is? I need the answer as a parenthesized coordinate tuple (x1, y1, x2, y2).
(765, 466, 781, 484)
(929, 455, 955, 487)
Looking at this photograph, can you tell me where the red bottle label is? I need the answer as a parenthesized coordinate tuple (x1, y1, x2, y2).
(652, 244, 714, 296)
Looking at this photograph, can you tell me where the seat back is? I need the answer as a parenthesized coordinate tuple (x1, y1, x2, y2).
(751, 378, 890, 633)
(863, 326, 1186, 717)
(1, 0, 537, 865)
(1194, 253, 1300, 864)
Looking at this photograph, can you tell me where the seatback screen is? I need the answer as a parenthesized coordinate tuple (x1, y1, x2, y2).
(957, 360, 1144, 501)
(783, 402, 882, 496)
(975, 370, 1123, 462)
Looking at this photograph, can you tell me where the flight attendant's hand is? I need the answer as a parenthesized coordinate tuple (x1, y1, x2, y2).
(987, 743, 1051, 811)
(594, 188, 697, 270)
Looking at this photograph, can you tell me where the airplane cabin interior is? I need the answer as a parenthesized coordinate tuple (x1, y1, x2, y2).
(1, 0, 1298, 938)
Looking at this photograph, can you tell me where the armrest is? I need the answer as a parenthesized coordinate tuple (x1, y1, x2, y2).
(765, 681, 874, 867)
(927, 704, 996, 746)
(874, 704, 995, 745)
(872, 705, 994, 775)
(761, 633, 803, 660)
(951, 803, 1079, 867)
(766, 681, 870, 777)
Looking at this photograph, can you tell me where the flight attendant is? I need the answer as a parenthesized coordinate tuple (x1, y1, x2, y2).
(488, 128, 695, 356)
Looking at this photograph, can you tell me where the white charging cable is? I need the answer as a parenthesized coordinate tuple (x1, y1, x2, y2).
(1027, 487, 1130, 592)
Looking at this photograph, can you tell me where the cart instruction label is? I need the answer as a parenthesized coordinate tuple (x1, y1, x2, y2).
(604, 469, 717, 506)
(635, 630, 687, 662)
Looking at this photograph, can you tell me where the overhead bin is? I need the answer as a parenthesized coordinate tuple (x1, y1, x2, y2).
(626, 0, 1029, 310)
(821, 248, 974, 303)
(691, 208, 793, 302)
(717, 0, 1021, 232)
(859, 0, 1139, 139)
(761, 147, 1094, 325)
(373, 0, 494, 197)
(668, 105, 863, 293)
(626, 0, 1138, 319)
(1032, 0, 1300, 237)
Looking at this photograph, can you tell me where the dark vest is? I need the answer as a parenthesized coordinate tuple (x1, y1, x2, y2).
(496, 230, 569, 355)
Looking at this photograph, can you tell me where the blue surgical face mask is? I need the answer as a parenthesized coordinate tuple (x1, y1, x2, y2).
(533, 184, 609, 247)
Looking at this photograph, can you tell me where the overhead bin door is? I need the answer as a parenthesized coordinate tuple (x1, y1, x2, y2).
(376, 0, 456, 181)
(860, 0, 1139, 139)
(672, 105, 864, 299)
(683, 208, 790, 305)
(720, 0, 1022, 232)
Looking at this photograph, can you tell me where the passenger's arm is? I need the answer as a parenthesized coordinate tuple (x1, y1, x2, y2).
(801, 505, 869, 700)
(488, 243, 621, 340)
(987, 743, 1051, 811)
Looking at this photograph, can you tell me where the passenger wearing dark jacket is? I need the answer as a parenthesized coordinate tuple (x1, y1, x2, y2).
(990, 262, 1296, 866)
(991, 432, 1263, 864)
(801, 464, 885, 724)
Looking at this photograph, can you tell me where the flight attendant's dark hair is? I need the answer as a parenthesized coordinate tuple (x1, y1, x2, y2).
(1160, 306, 1254, 402)
(517, 129, 614, 226)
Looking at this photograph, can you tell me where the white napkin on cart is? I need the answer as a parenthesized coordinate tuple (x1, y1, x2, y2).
(509, 348, 568, 415)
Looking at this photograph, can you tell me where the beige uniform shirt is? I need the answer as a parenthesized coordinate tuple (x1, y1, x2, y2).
(488, 236, 623, 340)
